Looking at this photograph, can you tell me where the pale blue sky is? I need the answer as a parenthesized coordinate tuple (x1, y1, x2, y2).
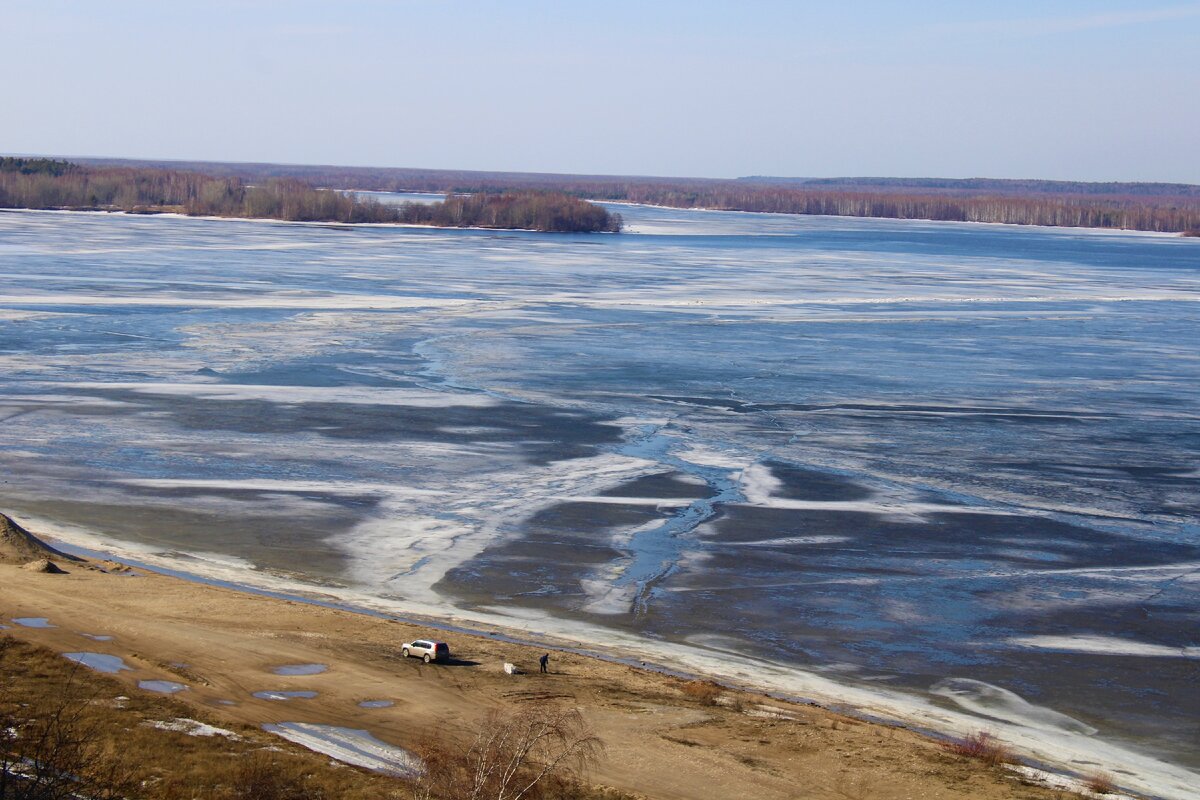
(6, 1, 1199, 181)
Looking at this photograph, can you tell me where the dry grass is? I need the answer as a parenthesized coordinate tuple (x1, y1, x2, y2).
(940, 731, 1016, 767)
(0, 635, 408, 800)
(680, 680, 723, 706)
(1085, 771, 1116, 796)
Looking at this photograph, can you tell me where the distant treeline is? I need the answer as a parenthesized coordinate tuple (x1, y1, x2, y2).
(395, 192, 620, 231)
(68, 157, 1200, 233)
(0, 156, 75, 176)
(740, 175, 1200, 198)
(0, 159, 621, 232)
(613, 185, 1200, 233)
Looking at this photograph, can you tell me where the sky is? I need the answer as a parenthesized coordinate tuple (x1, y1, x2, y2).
(5, 1, 1199, 182)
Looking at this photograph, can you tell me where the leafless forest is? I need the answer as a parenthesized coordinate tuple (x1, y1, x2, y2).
(0, 159, 621, 233)
(69, 157, 1200, 233)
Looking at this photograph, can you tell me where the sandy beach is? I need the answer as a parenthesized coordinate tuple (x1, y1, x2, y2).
(0, 519, 1091, 800)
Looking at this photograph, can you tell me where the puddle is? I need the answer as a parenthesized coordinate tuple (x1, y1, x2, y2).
(139, 680, 188, 694)
(217, 699, 238, 706)
(253, 690, 318, 701)
(63, 652, 132, 673)
(263, 722, 420, 776)
(80, 633, 115, 641)
(12, 617, 55, 628)
(358, 700, 394, 708)
(272, 663, 327, 676)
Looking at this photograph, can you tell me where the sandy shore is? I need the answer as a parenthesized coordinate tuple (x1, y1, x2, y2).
(0, 545, 1104, 800)
(11, 513, 1192, 800)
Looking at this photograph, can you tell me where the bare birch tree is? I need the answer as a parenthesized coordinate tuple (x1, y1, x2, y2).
(415, 705, 603, 800)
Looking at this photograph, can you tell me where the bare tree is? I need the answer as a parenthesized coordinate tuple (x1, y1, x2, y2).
(416, 705, 603, 800)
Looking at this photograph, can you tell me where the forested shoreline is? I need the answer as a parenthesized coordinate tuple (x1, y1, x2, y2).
(612, 185, 1200, 232)
(9, 155, 1200, 233)
(72, 157, 1200, 234)
(0, 159, 621, 233)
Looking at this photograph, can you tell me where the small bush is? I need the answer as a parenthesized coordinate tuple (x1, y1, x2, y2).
(940, 731, 1015, 766)
(680, 680, 723, 706)
(1085, 771, 1116, 795)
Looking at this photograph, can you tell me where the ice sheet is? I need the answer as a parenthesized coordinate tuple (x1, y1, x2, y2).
(263, 722, 421, 776)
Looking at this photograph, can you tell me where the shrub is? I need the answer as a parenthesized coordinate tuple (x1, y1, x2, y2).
(680, 680, 723, 706)
(940, 731, 1015, 766)
(1085, 771, 1116, 795)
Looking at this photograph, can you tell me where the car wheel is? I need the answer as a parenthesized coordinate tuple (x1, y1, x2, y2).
(423, 653, 432, 663)
(402, 648, 409, 658)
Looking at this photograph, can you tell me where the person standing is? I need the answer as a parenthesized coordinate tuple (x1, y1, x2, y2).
(539, 653, 550, 673)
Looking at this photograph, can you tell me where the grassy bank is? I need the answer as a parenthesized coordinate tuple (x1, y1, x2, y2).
(0, 636, 404, 799)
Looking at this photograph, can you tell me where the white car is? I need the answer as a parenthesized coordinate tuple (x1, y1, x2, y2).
(401, 639, 450, 663)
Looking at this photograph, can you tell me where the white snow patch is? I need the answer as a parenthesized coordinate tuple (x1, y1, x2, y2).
(1006, 635, 1200, 659)
(738, 462, 783, 503)
(49, 382, 497, 408)
(718, 535, 852, 547)
(559, 495, 687, 509)
(148, 718, 241, 739)
(675, 444, 749, 469)
(1007, 765, 1136, 800)
(2, 293, 477, 310)
(264, 722, 421, 776)
(579, 578, 640, 615)
(930, 678, 1096, 735)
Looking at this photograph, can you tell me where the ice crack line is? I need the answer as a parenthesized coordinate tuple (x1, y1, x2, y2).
(582, 426, 747, 617)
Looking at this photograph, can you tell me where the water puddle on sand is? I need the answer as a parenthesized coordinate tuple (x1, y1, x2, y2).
(271, 663, 327, 676)
(263, 722, 420, 776)
(253, 690, 318, 701)
(80, 633, 115, 641)
(63, 652, 131, 673)
(12, 617, 55, 628)
(139, 680, 187, 694)
(358, 700, 394, 708)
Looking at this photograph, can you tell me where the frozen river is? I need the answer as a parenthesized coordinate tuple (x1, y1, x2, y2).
(1, 203, 1198, 795)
